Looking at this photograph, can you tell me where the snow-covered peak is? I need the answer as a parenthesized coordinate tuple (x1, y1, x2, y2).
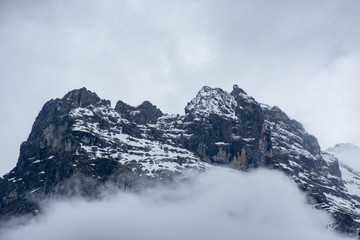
(328, 143, 360, 152)
(327, 143, 360, 172)
(326, 143, 360, 202)
(185, 86, 237, 120)
(322, 151, 339, 165)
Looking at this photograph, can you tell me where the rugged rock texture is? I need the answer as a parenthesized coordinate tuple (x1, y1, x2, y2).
(0, 85, 359, 235)
(115, 100, 163, 125)
(262, 105, 359, 233)
(325, 143, 360, 232)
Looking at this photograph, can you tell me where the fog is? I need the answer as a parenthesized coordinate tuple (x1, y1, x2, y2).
(0, 168, 349, 240)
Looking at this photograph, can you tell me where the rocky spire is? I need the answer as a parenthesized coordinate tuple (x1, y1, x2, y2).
(62, 87, 106, 108)
(231, 84, 247, 95)
(115, 100, 163, 125)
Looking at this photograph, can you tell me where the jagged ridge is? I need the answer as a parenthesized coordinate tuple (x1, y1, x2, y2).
(0, 85, 359, 235)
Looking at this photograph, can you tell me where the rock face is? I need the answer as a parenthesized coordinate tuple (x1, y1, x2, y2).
(0, 85, 359, 235)
(325, 143, 360, 232)
(115, 100, 163, 125)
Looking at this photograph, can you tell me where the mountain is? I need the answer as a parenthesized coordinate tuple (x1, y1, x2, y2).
(0, 85, 359, 235)
(326, 143, 360, 215)
(327, 143, 360, 172)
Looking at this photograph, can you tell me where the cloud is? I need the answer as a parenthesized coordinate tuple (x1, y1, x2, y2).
(0, 168, 349, 240)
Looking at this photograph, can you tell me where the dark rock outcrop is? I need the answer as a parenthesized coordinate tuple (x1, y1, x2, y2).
(115, 100, 163, 125)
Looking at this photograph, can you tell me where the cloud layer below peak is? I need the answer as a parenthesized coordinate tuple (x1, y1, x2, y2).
(0, 168, 349, 240)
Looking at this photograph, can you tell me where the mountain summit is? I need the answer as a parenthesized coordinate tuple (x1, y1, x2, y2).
(0, 86, 359, 235)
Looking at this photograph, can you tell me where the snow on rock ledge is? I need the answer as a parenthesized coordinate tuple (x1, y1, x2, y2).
(185, 86, 238, 120)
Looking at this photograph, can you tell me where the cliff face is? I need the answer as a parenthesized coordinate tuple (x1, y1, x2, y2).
(0, 85, 359, 234)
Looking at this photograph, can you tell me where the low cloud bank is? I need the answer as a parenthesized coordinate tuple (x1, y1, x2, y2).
(0, 168, 350, 240)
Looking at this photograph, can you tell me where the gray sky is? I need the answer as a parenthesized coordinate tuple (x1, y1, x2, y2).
(1, 0, 359, 175)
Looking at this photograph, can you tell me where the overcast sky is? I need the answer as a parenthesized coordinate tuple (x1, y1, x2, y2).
(0, 0, 359, 175)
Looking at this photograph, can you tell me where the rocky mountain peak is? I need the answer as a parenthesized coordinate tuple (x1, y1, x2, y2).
(115, 100, 163, 125)
(328, 143, 360, 152)
(1, 85, 359, 235)
(114, 100, 132, 115)
(231, 84, 257, 105)
(232, 84, 247, 95)
(62, 87, 106, 108)
(184, 86, 237, 119)
(26, 88, 110, 144)
(327, 143, 360, 172)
